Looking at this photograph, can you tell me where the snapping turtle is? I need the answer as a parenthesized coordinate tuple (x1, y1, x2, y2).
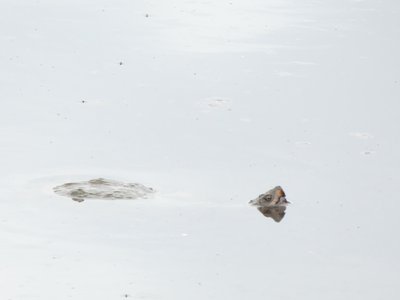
(249, 186, 290, 222)
(53, 178, 155, 202)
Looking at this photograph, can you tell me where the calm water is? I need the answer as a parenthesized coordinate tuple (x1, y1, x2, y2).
(1, 0, 399, 299)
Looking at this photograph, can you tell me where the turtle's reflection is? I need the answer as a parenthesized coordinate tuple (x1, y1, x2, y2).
(249, 186, 290, 222)
(257, 205, 287, 222)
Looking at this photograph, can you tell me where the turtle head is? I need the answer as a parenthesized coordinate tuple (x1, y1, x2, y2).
(249, 186, 288, 206)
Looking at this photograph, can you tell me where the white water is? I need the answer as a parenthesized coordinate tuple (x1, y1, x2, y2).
(1, 0, 399, 299)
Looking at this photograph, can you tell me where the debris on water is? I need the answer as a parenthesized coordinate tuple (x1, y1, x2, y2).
(205, 97, 232, 111)
(208, 98, 228, 108)
(249, 186, 290, 222)
(145, 13, 149, 18)
(349, 132, 374, 140)
(361, 150, 375, 156)
(119, 61, 123, 65)
(53, 178, 155, 203)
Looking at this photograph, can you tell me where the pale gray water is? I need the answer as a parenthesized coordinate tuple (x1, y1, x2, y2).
(0, 0, 399, 299)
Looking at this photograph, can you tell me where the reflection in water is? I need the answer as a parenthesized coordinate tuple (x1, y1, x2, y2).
(249, 186, 290, 222)
(257, 206, 287, 222)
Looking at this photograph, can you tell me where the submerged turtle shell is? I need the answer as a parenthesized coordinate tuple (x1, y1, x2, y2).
(53, 178, 154, 202)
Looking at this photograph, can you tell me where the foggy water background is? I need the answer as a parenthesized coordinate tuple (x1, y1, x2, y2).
(1, 0, 399, 299)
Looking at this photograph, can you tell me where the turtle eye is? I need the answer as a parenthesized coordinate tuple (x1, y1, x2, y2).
(264, 194, 272, 201)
